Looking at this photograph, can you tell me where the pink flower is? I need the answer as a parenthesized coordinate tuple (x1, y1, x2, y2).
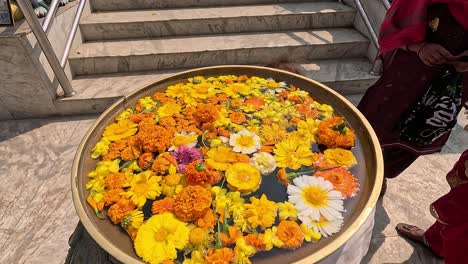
(171, 146, 202, 172)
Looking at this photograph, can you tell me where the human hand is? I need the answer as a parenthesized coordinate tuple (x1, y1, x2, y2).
(452, 62, 468, 72)
(411, 43, 454, 66)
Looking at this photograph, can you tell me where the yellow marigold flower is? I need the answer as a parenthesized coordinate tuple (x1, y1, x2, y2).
(324, 148, 357, 167)
(103, 119, 138, 142)
(91, 137, 111, 159)
(189, 227, 208, 246)
(278, 202, 298, 221)
(138, 96, 158, 110)
(225, 163, 262, 194)
(86, 159, 120, 191)
(166, 83, 191, 98)
(157, 102, 181, 118)
(183, 250, 205, 264)
(134, 213, 190, 264)
(205, 146, 237, 171)
(122, 171, 162, 208)
(116, 109, 134, 121)
(263, 226, 284, 251)
(224, 83, 251, 98)
(189, 82, 217, 99)
(301, 223, 322, 242)
(243, 194, 277, 230)
(260, 123, 287, 144)
(274, 139, 313, 170)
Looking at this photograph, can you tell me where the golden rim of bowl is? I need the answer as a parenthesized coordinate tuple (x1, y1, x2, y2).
(71, 65, 384, 264)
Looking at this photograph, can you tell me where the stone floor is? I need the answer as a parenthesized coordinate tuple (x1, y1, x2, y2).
(0, 97, 466, 264)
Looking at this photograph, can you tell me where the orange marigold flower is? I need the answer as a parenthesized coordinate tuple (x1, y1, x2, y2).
(138, 124, 174, 154)
(159, 116, 177, 128)
(220, 226, 242, 246)
(230, 112, 246, 125)
(205, 248, 234, 264)
(105, 172, 127, 190)
(317, 117, 355, 149)
(102, 139, 127, 160)
(277, 220, 304, 249)
(315, 167, 360, 198)
(288, 95, 303, 104)
(151, 153, 178, 175)
(151, 197, 175, 215)
(244, 97, 266, 111)
(235, 153, 250, 163)
(312, 153, 337, 170)
(230, 99, 244, 108)
(184, 161, 222, 186)
(138, 152, 153, 169)
(193, 104, 219, 123)
(217, 127, 231, 138)
(277, 168, 290, 186)
(107, 198, 135, 224)
(197, 209, 216, 230)
(245, 234, 266, 251)
(237, 75, 249, 82)
(129, 113, 154, 124)
(152, 92, 176, 104)
(295, 104, 320, 119)
(103, 188, 124, 206)
(174, 185, 212, 222)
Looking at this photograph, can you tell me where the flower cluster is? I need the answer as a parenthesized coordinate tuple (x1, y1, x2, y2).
(86, 75, 359, 264)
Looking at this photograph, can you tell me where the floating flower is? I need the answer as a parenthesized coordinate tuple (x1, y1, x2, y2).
(121, 210, 144, 240)
(287, 176, 344, 222)
(107, 198, 135, 224)
(104, 172, 127, 190)
(301, 223, 322, 242)
(169, 132, 198, 151)
(205, 248, 234, 264)
(245, 234, 266, 251)
(189, 227, 209, 246)
(205, 146, 237, 171)
(196, 209, 216, 230)
(122, 171, 162, 208)
(91, 137, 111, 159)
(225, 163, 262, 193)
(229, 129, 261, 154)
(317, 117, 355, 148)
(263, 226, 284, 250)
(250, 152, 277, 175)
(315, 167, 360, 198)
(324, 148, 358, 167)
(276, 220, 304, 249)
(243, 194, 277, 230)
(172, 146, 202, 172)
(274, 139, 313, 170)
(233, 237, 256, 263)
(220, 226, 243, 246)
(103, 119, 138, 142)
(278, 202, 298, 221)
(151, 197, 175, 215)
(157, 102, 182, 118)
(184, 161, 222, 186)
(173, 185, 212, 222)
(260, 123, 287, 145)
(134, 213, 190, 264)
(308, 215, 344, 238)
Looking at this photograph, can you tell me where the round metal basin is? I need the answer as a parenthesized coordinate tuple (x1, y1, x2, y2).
(71, 65, 383, 264)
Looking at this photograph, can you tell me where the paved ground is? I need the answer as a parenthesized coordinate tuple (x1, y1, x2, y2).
(0, 96, 466, 264)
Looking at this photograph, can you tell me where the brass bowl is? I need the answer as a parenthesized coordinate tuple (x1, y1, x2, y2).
(71, 66, 383, 264)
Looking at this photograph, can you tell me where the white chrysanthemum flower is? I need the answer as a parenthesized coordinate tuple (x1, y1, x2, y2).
(229, 129, 261, 154)
(287, 176, 344, 222)
(303, 215, 344, 238)
(168, 131, 198, 151)
(250, 152, 277, 175)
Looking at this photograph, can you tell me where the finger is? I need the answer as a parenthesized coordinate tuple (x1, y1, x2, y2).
(432, 52, 447, 64)
(436, 47, 453, 59)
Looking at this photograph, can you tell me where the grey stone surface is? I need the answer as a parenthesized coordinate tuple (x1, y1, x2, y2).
(69, 28, 369, 75)
(80, 2, 355, 40)
(90, 0, 336, 11)
(0, 95, 466, 263)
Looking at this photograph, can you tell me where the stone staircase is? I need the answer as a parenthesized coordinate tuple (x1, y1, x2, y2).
(57, 0, 378, 114)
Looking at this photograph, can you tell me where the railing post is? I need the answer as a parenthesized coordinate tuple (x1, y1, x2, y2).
(60, 0, 86, 68)
(42, 0, 61, 33)
(15, 0, 76, 97)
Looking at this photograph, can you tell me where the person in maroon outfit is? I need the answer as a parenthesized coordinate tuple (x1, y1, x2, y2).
(357, 0, 468, 182)
(396, 150, 468, 263)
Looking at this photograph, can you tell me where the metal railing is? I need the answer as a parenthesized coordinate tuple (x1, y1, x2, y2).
(15, 0, 86, 97)
(352, 0, 391, 76)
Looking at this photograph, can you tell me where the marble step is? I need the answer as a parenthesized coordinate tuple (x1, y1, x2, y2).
(57, 58, 378, 115)
(80, 2, 355, 41)
(69, 28, 370, 76)
(90, 0, 336, 11)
